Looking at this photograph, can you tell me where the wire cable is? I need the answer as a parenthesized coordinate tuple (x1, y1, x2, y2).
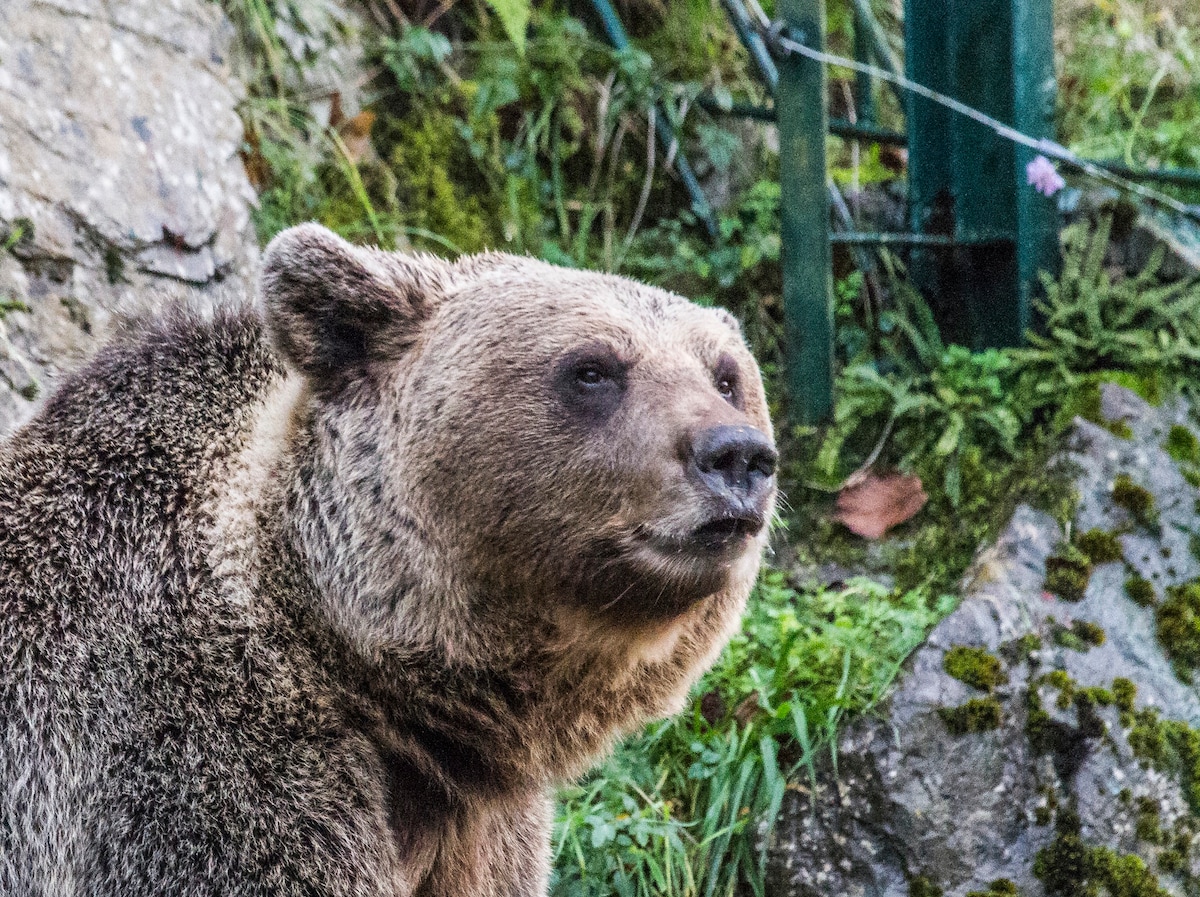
(768, 29, 1200, 221)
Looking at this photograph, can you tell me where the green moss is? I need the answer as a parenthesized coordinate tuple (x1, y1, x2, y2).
(1060, 381, 1138, 439)
(1113, 474, 1158, 529)
(943, 646, 1008, 691)
(1002, 633, 1043, 666)
(1112, 678, 1137, 713)
(1076, 685, 1114, 706)
(1045, 543, 1093, 602)
(1106, 370, 1166, 407)
(386, 112, 500, 255)
(1107, 420, 1135, 440)
(966, 880, 1019, 897)
(1073, 620, 1106, 648)
(1126, 705, 1200, 814)
(1043, 669, 1074, 692)
(1035, 805, 1054, 825)
(1075, 529, 1124, 565)
(1051, 619, 1106, 651)
(1156, 581, 1200, 676)
(1033, 810, 1094, 897)
(1164, 425, 1200, 465)
(1129, 707, 1168, 765)
(1134, 797, 1163, 843)
(1125, 575, 1157, 608)
(909, 875, 943, 897)
(1034, 809, 1172, 897)
(1182, 465, 1200, 489)
(1157, 849, 1186, 874)
(938, 697, 1003, 735)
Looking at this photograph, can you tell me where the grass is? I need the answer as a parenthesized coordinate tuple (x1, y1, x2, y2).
(551, 572, 952, 897)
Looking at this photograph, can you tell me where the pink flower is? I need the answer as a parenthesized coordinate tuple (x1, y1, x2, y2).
(1026, 155, 1065, 197)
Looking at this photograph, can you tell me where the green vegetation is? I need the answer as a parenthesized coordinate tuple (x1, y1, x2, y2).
(1045, 543, 1094, 602)
(554, 571, 949, 896)
(1075, 529, 1123, 565)
(1164, 425, 1200, 465)
(966, 880, 1019, 897)
(1034, 808, 1172, 897)
(1125, 704, 1200, 814)
(1057, 0, 1200, 173)
(1112, 677, 1137, 714)
(1113, 475, 1158, 530)
(1050, 619, 1107, 651)
(909, 875, 944, 897)
(1126, 575, 1157, 608)
(943, 646, 1008, 691)
(1156, 580, 1200, 680)
(938, 697, 1004, 736)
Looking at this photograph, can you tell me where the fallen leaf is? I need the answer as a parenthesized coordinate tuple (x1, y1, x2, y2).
(337, 110, 377, 164)
(834, 471, 928, 540)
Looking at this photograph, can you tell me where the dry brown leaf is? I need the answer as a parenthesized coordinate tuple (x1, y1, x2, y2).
(337, 110, 377, 164)
(834, 472, 928, 540)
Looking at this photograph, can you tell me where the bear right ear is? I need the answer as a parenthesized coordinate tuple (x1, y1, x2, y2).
(260, 223, 444, 382)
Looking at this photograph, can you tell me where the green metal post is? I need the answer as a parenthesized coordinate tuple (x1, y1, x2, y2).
(853, 14, 875, 126)
(778, 0, 833, 425)
(905, 0, 958, 338)
(1013, 0, 1061, 319)
(905, 0, 1058, 349)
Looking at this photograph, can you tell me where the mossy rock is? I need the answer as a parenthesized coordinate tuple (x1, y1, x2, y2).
(1045, 543, 1092, 602)
(1112, 474, 1158, 530)
(1164, 424, 1200, 466)
(943, 646, 1008, 691)
(1156, 580, 1200, 676)
(1075, 529, 1123, 565)
(938, 697, 1003, 735)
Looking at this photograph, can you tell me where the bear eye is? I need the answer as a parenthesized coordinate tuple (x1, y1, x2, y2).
(713, 354, 741, 406)
(576, 365, 608, 387)
(554, 346, 628, 423)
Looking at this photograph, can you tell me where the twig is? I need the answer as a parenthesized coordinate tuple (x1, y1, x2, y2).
(618, 107, 657, 267)
(841, 415, 895, 489)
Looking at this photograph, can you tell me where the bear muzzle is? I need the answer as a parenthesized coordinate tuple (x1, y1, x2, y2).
(687, 424, 777, 550)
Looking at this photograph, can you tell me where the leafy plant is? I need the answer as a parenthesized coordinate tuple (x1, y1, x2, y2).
(813, 279, 1024, 505)
(1017, 216, 1200, 409)
(552, 572, 952, 897)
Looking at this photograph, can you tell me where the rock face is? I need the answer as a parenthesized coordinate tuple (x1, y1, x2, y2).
(769, 384, 1200, 897)
(0, 0, 258, 434)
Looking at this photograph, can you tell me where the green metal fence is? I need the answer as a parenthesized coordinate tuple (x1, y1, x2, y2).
(588, 0, 1200, 426)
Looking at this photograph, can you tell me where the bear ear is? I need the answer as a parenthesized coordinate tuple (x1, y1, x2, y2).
(260, 223, 444, 382)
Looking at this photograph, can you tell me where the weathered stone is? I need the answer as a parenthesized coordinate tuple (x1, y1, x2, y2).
(768, 385, 1200, 897)
(0, 0, 258, 434)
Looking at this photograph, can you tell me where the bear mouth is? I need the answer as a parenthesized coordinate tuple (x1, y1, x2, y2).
(637, 513, 765, 557)
(688, 513, 765, 551)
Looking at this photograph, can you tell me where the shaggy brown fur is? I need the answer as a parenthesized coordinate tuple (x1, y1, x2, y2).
(0, 224, 776, 896)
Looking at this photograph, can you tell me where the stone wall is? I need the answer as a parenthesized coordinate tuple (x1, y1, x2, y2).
(0, 0, 258, 434)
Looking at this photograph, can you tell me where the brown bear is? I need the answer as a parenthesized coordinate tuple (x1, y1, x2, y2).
(0, 223, 776, 896)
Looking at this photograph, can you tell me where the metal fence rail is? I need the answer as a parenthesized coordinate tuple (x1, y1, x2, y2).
(587, 0, 1200, 425)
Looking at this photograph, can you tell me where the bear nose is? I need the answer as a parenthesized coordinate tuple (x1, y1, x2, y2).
(690, 425, 777, 514)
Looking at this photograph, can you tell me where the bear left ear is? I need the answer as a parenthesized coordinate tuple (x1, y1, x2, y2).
(260, 223, 445, 382)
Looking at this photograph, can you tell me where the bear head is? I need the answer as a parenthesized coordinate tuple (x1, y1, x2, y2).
(260, 223, 776, 692)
